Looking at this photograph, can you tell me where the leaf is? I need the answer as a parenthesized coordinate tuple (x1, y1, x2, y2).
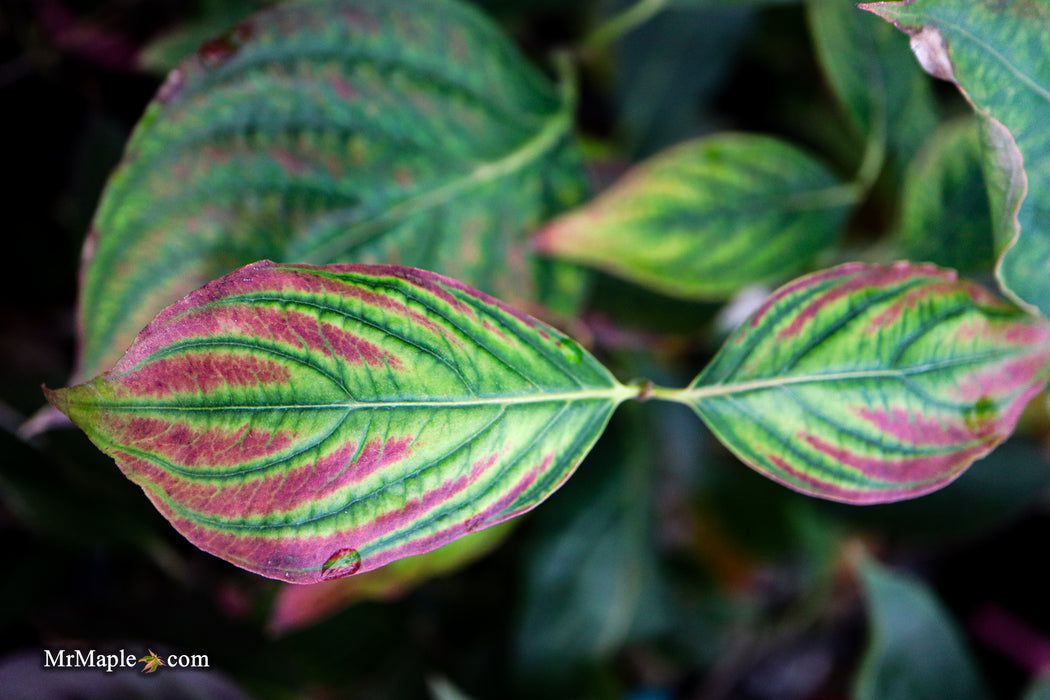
(861, 0, 1050, 317)
(46, 261, 631, 583)
(807, 0, 937, 164)
(897, 117, 995, 274)
(680, 262, 1050, 504)
(535, 134, 852, 300)
(269, 521, 514, 633)
(514, 406, 662, 684)
(76, 0, 587, 383)
(854, 557, 991, 700)
(138, 650, 165, 674)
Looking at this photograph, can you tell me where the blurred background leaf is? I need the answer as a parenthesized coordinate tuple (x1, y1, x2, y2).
(806, 0, 937, 176)
(536, 133, 851, 300)
(513, 404, 667, 691)
(896, 116, 995, 274)
(854, 556, 992, 700)
(75, 0, 588, 383)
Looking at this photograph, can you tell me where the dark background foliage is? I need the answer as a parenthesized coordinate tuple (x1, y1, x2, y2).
(2, 1, 1050, 698)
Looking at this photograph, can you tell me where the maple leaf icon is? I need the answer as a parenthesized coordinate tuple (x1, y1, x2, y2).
(138, 649, 165, 674)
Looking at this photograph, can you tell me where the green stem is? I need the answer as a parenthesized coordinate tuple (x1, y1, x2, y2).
(853, 113, 888, 193)
(582, 0, 671, 51)
(787, 115, 888, 211)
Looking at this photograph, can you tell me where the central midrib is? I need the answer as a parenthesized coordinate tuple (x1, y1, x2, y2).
(78, 384, 635, 412)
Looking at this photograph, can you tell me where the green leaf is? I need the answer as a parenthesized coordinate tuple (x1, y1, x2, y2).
(861, 0, 1050, 317)
(514, 406, 662, 684)
(76, 0, 587, 383)
(677, 262, 1050, 504)
(269, 521, 514, 633)
(855, 557, 991, 700)
(535, 133, 852, 300)
(47, 261, 630, 582)
(807, 0, 937, 165)
(897, 117, 995, 274)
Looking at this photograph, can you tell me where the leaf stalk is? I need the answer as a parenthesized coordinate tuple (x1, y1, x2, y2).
(581, 0, 671, 52)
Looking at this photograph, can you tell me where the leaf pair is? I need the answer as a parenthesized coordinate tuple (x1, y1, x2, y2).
(47, 260, 1050, 582)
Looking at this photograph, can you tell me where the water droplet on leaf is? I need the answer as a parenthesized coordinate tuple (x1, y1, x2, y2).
(321, 548, 361, 580)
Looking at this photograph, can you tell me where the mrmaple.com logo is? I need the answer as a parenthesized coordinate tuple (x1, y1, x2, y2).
(43, 648, 209, 673)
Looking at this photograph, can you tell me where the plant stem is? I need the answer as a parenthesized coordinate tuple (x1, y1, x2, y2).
(582, 0, 671, 52)
(633, 382, 690, 403)
(853, 113, 888, 193)
(792, 115, 889, 211)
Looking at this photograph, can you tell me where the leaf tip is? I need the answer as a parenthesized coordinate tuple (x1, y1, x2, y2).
(42, 384, 70, 418)
(531, 219, 564, 256)
(856, 2, 892, 21)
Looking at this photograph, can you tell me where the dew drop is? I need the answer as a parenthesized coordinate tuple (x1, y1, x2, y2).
(320, 548, 361, 580)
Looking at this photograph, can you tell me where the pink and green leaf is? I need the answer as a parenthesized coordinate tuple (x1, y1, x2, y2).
(680, 262, 1050, 504)
(76, 0, 587, 383)
(861, 0, 1050, 318)
(534, 133, 851, 300)
(47, 261, 630, 583)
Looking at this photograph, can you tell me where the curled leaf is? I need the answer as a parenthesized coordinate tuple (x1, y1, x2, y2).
(48, 262, 630, 582)
(862, 0, 1050, 317)
(684, 262, 1050, 504)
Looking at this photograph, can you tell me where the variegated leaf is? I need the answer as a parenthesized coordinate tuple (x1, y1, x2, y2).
(680, 262, 1050, 503)
(76, 0, 586, 383)
(534, 134, 850, 300)
(48, 262, 630, 582)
